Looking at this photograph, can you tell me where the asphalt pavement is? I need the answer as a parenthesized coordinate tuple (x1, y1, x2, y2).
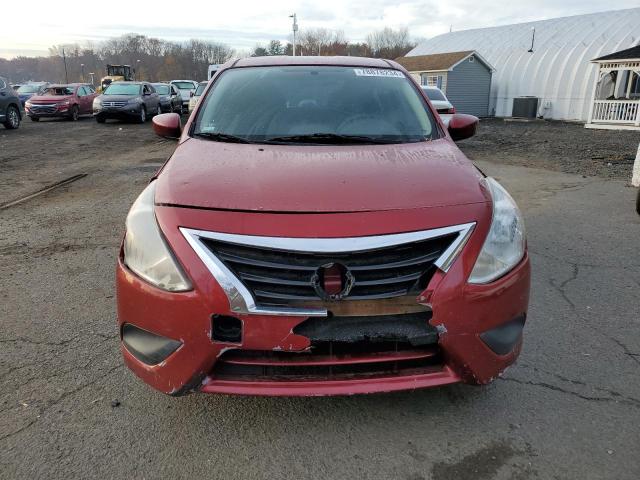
(1, 118, 638, 479)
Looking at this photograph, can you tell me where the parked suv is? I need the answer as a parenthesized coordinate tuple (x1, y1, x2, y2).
(93, 81, 161, 123)
(0, 76, 21, 129)
(152, 83, 183, 114)
(16, 82, 49, 106)
(118, 57, 530, 397)
(25, 84, 97, 121)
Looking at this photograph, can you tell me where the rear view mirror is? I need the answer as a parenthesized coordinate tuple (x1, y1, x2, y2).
(152, 113, 182, 139)
(447, 114, 479, 141)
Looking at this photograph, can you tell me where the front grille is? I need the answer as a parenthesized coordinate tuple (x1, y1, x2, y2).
(103, 101, 127, 108)
(202, 234, 456, 306)
(213, 343, 443, 381)
(30, 104, 57, 114)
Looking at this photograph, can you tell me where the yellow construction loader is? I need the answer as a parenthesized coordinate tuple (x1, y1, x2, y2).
(97, 65, 135, 92)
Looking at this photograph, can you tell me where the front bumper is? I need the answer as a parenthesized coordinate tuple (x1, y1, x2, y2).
(117, 204, 530, 396)
(26, 105, 71, 118)
(94, 106, 141, 120)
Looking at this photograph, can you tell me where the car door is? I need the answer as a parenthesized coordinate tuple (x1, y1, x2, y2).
(84, 85, 97, 113)
(76, 86, 88, 113)
(0, 78, 9, 114)
(142, 84, 152, 110)
(170, 85, 180, 110)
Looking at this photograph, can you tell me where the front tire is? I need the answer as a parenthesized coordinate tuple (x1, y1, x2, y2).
(155, 105, 161, 117)
(3, 105, 20, 129)
(137, 107, 146, 124)
(96, 116, 106, 123)
(69, 105, 79, 121)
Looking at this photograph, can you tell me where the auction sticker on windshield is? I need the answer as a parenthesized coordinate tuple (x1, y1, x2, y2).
(353, 68, 404, 78)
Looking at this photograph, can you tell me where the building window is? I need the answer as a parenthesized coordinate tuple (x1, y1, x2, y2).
(421, 74, 443, 89)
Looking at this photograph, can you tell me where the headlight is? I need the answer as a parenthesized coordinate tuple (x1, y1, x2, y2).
(468, 177, 526, 284)
(25, 101, 32, 107)
(93, 98, 102, 107)
(127, 97, 141, 104)
(123, 182, 191, 292)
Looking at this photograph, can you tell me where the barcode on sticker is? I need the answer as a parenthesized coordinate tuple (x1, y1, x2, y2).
(354, 68, 404, 78)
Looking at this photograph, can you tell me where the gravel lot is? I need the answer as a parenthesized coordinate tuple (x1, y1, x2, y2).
(1, 117, 639, 479)
(461, 118, 640, 181)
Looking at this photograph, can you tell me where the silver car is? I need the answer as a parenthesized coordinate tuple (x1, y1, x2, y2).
(421, 86, 455, 125)
(169, 80, 198, 110)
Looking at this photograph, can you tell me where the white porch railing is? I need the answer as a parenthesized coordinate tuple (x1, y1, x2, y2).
(591, 100, 640, 124)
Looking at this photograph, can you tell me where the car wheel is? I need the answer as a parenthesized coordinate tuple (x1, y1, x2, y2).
(70, 105, 79, 121)
(138, 107, 146, 124)
(155, 105, 161, 117)
(30, 116, 40, 122)
(3, 105, 20, 129)
(96, 116, 106, 123)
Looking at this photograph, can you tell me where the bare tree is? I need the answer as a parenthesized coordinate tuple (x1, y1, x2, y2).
(366, 27, 415, 59)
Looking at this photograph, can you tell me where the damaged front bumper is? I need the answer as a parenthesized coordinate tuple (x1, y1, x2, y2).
(116, 205, 530, 396)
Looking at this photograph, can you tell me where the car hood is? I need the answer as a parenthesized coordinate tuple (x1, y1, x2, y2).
(99, 94, 139, 101)
(29, 95, 72, 103)
(155, 137, 489, 213)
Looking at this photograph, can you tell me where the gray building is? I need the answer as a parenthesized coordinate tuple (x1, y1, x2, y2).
(395, 51, 494, 117)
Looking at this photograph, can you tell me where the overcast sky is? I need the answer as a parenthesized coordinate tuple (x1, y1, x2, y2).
(1, 1, 638, 58)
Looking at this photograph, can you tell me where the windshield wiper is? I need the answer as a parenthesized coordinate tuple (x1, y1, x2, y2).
(262, 133, 397, 145)
(193, 132, 252, 144)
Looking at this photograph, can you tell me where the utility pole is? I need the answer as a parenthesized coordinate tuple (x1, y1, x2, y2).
(62, 47, 69, 83)
(290, 13, 298, 56)
(81, 63, 85, 82)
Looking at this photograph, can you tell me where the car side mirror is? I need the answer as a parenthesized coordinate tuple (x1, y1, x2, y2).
(152, 113, 182, 139)
(447, 114, 479, 141)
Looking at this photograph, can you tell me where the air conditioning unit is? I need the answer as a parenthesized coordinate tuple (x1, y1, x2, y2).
(512, 97, 539, 118)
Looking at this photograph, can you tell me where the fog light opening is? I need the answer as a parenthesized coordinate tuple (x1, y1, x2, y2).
(122, 323, 182, 365)
(480, 315, 526, 356)
(212, 315, 242, 343)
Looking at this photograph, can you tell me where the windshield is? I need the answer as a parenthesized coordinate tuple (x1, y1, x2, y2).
(193, 66, 438, 144)
(194, 83, 207, 96)
(42, 87, 74, 96)
(103, 84, 141, 95)
(422, 87, 447, 101)
(18, 85, 41, 93)
(154, 85, 170, 95)
(108, 66, 126, 76)
(173, 81, 194, 90)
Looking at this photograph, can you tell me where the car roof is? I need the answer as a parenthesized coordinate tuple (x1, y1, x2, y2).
(232, 56, 395, 69)
(111, 81, 145, 85)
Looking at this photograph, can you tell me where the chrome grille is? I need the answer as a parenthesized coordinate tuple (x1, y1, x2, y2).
(103, 101, 127, 108)
(202, 234, 456, 306)
(30, 104, 57, 114)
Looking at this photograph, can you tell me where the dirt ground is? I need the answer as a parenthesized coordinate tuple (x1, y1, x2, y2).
(1, 116, 639, 479)
(458, 118, 640, 181)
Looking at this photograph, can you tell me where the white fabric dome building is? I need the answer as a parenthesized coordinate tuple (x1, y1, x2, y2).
(407, 8, 640, 121)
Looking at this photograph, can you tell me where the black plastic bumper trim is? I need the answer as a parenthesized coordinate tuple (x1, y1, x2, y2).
(122, 323, 182, 365)
(480, 315, 526, 356)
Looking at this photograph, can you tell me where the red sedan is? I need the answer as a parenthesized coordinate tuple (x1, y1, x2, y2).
(117, 56, 530, 396)
(25, 83, 97, 121)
